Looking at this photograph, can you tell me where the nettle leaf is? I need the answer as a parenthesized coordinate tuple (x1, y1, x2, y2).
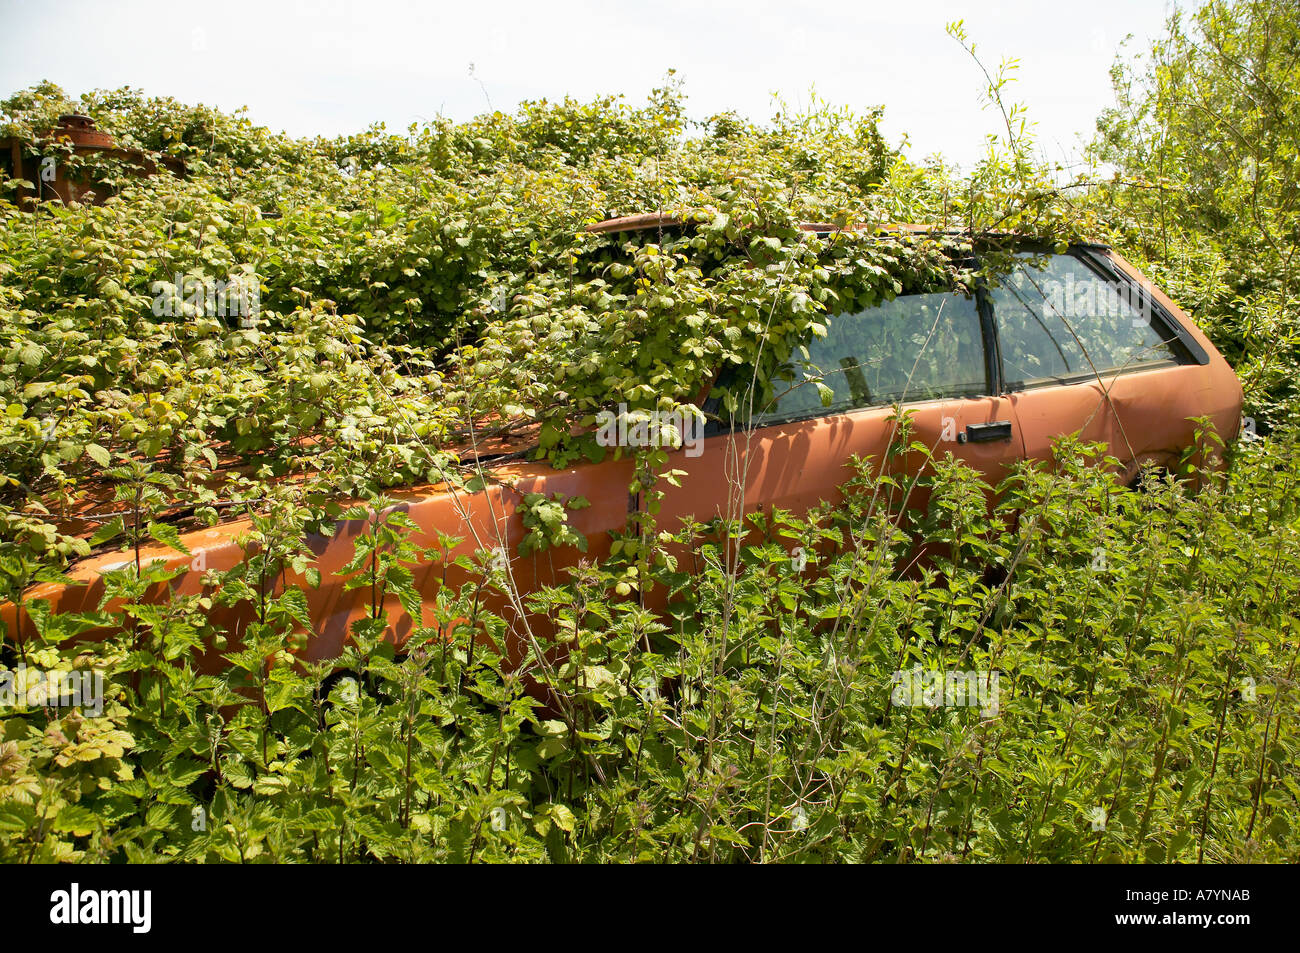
(89, 516, 126, 547)
(147, 520, 190, 556)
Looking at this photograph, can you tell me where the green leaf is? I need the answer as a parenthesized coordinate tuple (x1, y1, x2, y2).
(89, 516, 126, 547)
(85, 443, 111, 467)
(147, 521, 191, 555)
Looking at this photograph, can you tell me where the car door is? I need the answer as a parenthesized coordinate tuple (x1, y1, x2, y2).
(654, 284, 1024, 545)
(984, 247, 1224, 483)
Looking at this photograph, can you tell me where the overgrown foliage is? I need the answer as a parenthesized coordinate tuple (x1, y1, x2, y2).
(0, 3, 1296, 863)
(2, 434, 1296, 862)
(1093, 0, 1300, 428)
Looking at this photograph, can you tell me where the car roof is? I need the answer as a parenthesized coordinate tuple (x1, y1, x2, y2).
(584, 212, 1110, 249)
(584, 212, 940, 235)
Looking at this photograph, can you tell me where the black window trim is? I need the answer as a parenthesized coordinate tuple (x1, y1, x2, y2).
(1074, 246, 1210, 366)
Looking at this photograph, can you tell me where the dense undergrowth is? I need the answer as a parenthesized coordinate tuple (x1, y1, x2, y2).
(1, 2, 1298, 862)
(2, 434, 1297, 863)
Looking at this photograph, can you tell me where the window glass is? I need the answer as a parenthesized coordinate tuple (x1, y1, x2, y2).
(989, 253, 1180, 386)
(725, 290, 987, 426)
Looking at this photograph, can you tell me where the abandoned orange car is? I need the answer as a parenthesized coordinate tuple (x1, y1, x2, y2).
(2, 225, 1244, 666)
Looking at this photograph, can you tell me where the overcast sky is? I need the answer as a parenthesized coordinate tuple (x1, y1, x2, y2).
(1, 0, 1178, 169)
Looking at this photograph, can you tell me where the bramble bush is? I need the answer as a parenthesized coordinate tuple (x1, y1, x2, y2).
(1, 3, 1297, 862)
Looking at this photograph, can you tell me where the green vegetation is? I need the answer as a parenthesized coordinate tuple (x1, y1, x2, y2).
(0, 2, 1297, 862)
(1094, 0, 1300, 428)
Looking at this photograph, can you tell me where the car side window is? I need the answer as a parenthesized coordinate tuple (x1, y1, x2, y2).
(989, 252, 1182, 387)
(722, 290, 988, 426)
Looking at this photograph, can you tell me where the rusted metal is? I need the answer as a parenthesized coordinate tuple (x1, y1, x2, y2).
(583, 212, 859, 234)
(0, 114, 184, 207)
(585, 211, 685, 233)
(584, 213, 1048, 244)
(50, 114, 116, 149)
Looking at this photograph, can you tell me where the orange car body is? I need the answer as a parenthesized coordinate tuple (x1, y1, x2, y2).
(1, 241, 1244, 666)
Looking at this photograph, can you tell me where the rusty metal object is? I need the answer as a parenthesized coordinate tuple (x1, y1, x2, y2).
(586, 213, 987, 238)
(584, 212, 853, 234)
(50, 114, 116, 149)
(0, 114, 184, 207)
(585, 211, 685, 233)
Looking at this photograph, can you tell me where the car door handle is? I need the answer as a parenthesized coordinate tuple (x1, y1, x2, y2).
(959, 421, 1013, 443)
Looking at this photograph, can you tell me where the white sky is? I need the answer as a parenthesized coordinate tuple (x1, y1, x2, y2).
(0, 0, 1178, 169)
